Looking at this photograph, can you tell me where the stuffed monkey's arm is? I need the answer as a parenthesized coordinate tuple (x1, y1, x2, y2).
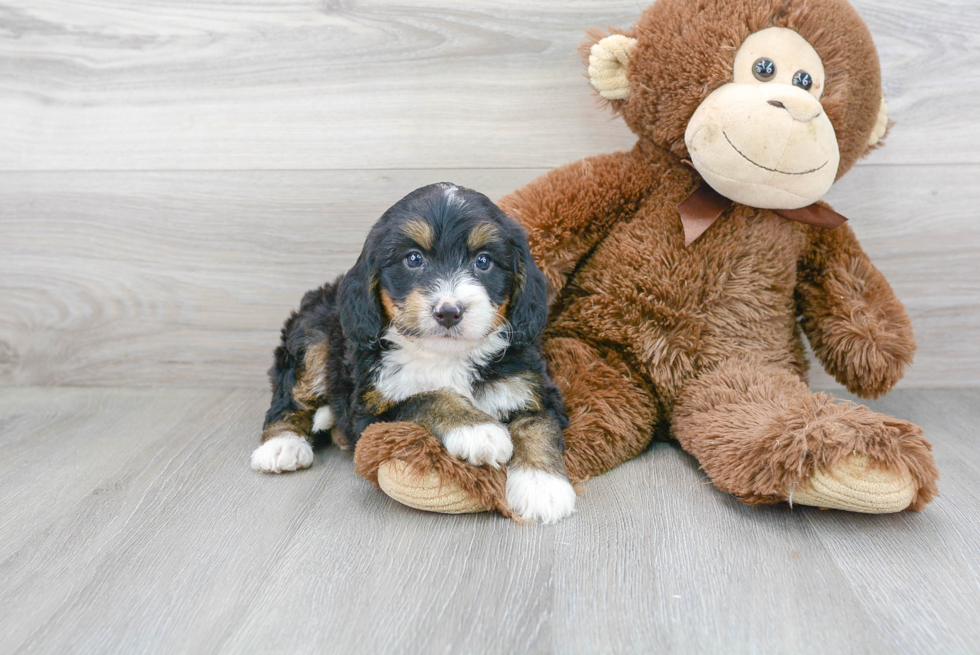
(796, 223, 915, 398)
(498, 150, 657, 298)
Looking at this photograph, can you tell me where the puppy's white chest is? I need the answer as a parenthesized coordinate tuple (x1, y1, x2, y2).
(375, 348, 478, 404)
(374, 330, 526, 419)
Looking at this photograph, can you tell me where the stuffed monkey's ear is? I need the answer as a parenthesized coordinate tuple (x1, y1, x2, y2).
(508, 239, 550, 349)
(868, 97, 890, 147)
(588, 33, 638, 101)
(337, 255, 385, 348)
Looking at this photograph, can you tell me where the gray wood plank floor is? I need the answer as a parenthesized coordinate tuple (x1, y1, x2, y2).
(1, 387, 977, 654)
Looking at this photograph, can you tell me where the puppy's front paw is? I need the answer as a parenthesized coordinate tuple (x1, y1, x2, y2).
(250, 435, 314, 474)
(506, 468, 576, 524)
(443, 422, 513, 468)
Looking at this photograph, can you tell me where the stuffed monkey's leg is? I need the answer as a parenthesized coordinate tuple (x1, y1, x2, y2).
(353, 391, 513, 517)
(673, 357, 938, 512)
(354, 419, 509, 517)
(543, 337, 659, 484)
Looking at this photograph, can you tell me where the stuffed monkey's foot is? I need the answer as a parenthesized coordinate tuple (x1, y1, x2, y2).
(791, 454, 916, 513)
(674, 358, 939, 513)
(377, 460, 488, 514)
(353, 421, 511, 518)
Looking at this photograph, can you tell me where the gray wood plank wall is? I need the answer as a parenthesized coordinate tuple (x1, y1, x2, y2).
(1, 0, 978, 388)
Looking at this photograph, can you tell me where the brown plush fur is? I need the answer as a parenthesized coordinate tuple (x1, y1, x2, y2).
(672, 357, 937, 509)
(796, 223, 916, 398)
(544, 337, 659, 484)
(353, 0, 938, 514)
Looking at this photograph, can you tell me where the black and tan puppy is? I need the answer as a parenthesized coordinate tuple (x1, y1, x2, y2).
(251, 183, 576, 523)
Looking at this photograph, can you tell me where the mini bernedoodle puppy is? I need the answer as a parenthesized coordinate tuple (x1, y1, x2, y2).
(251, 183, 577, 523)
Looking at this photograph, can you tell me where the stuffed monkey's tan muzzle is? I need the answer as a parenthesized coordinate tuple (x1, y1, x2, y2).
(685, 83, 840, 210)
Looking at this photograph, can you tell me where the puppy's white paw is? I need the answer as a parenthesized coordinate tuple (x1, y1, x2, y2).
(312, 406, 336, 433)
(250, 435, 314, 474)
(506, 468, 576, 524)
(443, 422, 513, 468)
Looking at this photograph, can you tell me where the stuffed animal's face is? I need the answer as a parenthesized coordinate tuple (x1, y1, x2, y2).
(586, 0, 890, 210)
(684, 27, 840, 209)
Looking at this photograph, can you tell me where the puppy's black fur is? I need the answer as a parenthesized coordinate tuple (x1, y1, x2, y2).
(257, 183, 569, 488)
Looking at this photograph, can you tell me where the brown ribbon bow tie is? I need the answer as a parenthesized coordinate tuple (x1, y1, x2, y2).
(677, 183, 848, 247)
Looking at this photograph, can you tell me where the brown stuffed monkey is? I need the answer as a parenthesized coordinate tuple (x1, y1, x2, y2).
(353, 0, 939, 519)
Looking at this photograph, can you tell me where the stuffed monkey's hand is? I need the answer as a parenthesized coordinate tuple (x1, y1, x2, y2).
(798, 226, 915, 399)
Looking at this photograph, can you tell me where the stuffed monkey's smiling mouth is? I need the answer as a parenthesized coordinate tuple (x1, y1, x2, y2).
(723, 131, 828, 176)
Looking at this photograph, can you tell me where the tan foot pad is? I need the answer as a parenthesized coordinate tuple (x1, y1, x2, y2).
(792, 454, 917, 513)
(377, 460, 489, 514)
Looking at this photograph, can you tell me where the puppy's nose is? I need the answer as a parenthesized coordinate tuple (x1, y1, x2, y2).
(433, 302, 464, 329)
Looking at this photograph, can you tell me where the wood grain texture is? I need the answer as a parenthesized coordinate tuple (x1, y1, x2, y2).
(1, 165, 976, 388)
(0, 168, 541, 387)
(0, 387, 977, 654)
(0, 0, 978, 171)
(1, 2, 976, 651)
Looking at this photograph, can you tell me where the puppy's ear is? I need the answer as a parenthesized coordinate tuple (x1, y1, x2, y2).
(337, 255, 385, 347)
(508, 238, 550, 349)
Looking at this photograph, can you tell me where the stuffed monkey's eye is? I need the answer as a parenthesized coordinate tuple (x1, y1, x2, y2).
(753, 57, 776, 81)
(793, 70, 814, 91)
(405, 251, 425, 269)
(474, 253, 492, 271)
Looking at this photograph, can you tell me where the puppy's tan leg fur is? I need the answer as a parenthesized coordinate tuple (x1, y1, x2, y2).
(253, 412, 316, 474)
(254, 342, 330, 474)
(508, 414, 566, 476)
(506, 413, 576, 523)
(291, 342, 331, 412)
(262, 411, 313, 443)
(672, 357, 938, 511)
(401, 390, 513, 468)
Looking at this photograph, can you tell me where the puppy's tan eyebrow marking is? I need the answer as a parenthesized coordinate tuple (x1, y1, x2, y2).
(401, 220, 434, 250)
(467, 223, 499, 251)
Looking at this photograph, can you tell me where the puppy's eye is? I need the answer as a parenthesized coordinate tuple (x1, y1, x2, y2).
(792, 70, 813, 91)
(753, 57, 776, 81)
(405, 252, 424, 269)
(474, 254, 492, 271)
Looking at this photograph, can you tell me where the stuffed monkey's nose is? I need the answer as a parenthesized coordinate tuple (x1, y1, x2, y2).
(766, 88, 823, 122)
(434, 302, 464, 329)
